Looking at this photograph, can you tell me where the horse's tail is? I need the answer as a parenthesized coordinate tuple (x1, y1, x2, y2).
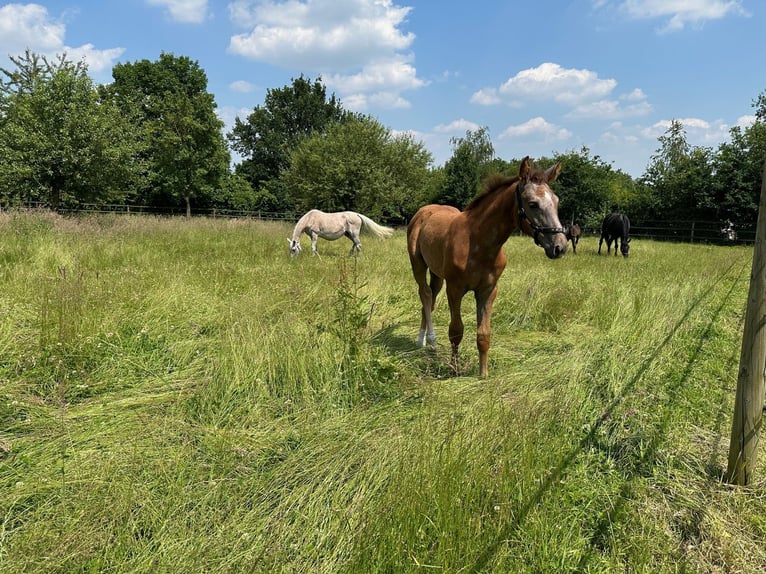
(356, 213, 394, 238)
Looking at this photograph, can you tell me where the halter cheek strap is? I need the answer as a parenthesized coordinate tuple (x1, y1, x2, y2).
(515, 183, 568, 244)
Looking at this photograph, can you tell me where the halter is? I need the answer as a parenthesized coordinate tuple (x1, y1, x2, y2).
(515, 181, 568, 244)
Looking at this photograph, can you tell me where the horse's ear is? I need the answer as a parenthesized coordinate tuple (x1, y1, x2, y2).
(519, 156, 531, 179)
(545, 162, 562, 183)
(287, 238, 292, 244)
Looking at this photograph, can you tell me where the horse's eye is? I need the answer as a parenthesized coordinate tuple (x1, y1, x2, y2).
(528, 201, 539, 210)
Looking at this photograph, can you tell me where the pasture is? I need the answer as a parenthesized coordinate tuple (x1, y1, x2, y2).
(0, 211, 764, 573)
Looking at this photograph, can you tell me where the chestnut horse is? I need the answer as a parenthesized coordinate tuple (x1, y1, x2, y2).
(406, 157, 568, 376)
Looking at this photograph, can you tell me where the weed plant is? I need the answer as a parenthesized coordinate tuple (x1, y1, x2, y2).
(0, 211, 764, 573)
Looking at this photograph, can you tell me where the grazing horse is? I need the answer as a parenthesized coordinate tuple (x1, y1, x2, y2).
(598, 212, 630, 257)
(407, 156, 568, 377)
(288, 209, 394, 256)
(567, 223, 582, 254)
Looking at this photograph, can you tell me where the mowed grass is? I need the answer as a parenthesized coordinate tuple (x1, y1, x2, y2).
(1, 211, 764, 573)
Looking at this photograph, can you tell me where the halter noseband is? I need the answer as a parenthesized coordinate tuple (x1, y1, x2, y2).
(515, 181, 568, 244)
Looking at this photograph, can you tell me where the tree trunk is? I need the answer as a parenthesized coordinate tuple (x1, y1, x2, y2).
(727, 157, 766, 485)
(185, 195, 191, 218)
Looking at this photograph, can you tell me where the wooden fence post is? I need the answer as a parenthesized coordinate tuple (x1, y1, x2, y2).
(727, 157, 766, 485)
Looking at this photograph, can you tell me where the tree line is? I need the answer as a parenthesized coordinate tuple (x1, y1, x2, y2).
(1, 51, 764, 228)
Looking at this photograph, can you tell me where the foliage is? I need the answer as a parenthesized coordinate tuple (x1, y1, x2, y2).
(550, 147, 626, 227)
(0, 51, 142, 208)
(282, 115, 432, 222)
(709, 119, 766, 223)
(636, 104, 766, 226)
(105, 53, 230, 214)
(228, 75, 351, 212)
(1, 212, 764, 573)
(434, 126, 496, 208)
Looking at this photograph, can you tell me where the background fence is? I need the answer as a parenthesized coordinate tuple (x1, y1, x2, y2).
(4, 203, 757, 245)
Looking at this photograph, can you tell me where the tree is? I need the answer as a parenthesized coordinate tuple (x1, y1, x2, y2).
(0, 50, 141, 208)
(551, 147, 623, 227)
(640, 119, 714, 221)
(435, 127, 495, 208)
(106, 53, 229, 215)
(282, 115, 432, 222)
(709, 93, 766, 225)
(228, 75, 350, 212)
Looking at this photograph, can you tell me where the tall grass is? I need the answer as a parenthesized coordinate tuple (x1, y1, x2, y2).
(0, 211, 764, 572)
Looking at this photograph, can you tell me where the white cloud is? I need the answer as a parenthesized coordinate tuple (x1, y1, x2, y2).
(322, 56, 426, 110)
(228, 0, 414, 70)
(567, 90, 652, 119)
(736, 115, 756, 129)
(229, 80, 256, 93)
(499, 117, 572, 141)
(0, 4, 123, 73)
(146, 0, 209, 24)
(641, 117, 730, 144)
(597, 0, 749, 32)
(227, 0, 425, 110)
(323, 56, 423, 93)
(469, 88, 501, 106)
(473, 63, 617, 107)
(0, 4, 64, 53)
(433, 119, 481, 134)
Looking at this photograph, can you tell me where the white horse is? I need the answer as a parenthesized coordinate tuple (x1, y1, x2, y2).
(288, 209, 394, 256)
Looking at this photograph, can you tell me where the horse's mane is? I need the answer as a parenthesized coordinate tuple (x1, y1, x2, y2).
(463, 174, 520, 212)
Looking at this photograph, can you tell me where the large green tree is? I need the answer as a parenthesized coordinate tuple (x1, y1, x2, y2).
(228, 75, 351, 212)
(708, 93, 766, 224)
(282, 115, 432, 222)
(639, 119, 714, 221)
(551, 147, 643, 227)
(0, 51, 140, 208)
(434, 127, 495, 208)
(105, 53, 229, 215)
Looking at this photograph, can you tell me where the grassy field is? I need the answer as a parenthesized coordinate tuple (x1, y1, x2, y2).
(0, 211, 764, 573)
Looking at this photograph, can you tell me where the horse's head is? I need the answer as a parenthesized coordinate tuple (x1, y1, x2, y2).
(621, 237, 630, 257)
(516, 157, 568, 259)
(287, 238, 302, 256)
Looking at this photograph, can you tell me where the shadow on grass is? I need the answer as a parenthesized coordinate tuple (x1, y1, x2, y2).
(470, 258, 747, 571)
(372, 323, 473, 379)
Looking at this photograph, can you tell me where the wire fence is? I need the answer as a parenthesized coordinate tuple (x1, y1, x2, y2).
(579, 220, 755, 245)
(3, 203, 757, 245)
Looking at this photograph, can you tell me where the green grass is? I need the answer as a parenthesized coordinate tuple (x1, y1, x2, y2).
(1, 211, 764, 573)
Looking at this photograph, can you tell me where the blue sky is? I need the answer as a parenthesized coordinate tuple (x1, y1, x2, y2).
(0, 0, 762, 177)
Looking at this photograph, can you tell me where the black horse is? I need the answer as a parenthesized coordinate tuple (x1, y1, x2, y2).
(598, 212, 630, 257)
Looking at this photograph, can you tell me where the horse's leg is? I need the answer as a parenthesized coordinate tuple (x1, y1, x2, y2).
(348, 233, 361, 256)
(446, 284, 466, 374)
(425, 273, 443, 345)
(475, 285, 498, 377)
(410, 257, 435, 347)
(311, 232, 319, 256)
(598, 234, 604, 254)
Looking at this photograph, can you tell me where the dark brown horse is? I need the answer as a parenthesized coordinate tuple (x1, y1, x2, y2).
(567, 223, 582, 254)
(406, 157, 568, 376)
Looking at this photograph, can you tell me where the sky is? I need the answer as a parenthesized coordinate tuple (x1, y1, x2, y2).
(0, 0, 762, 177)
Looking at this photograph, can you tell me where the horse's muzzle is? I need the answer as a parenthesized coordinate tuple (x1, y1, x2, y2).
(545, 242, 568, 259)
